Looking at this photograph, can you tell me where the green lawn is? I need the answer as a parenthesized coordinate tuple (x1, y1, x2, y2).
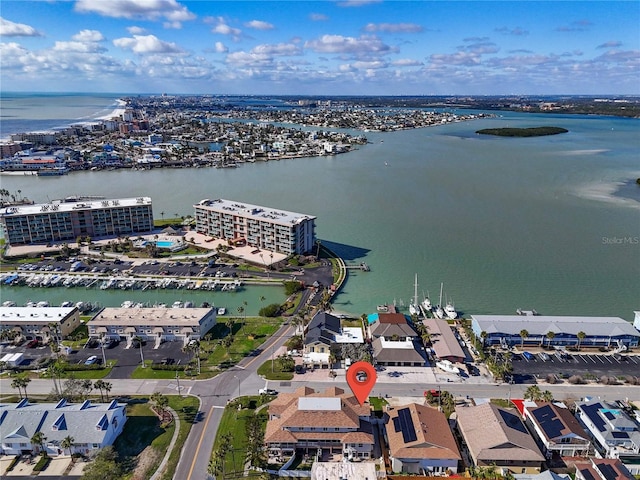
(256, 360, 293, 380)
(115, 400, 173, 480)
(211, 396, 270, 477)
(159, 396, 200, 480)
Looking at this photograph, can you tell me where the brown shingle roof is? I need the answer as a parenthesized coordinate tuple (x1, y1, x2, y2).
(386, 403, 461, 461)
(456, 403, 544, 464)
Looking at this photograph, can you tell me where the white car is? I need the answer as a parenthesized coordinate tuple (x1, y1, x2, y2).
(84, 355, 98, 365)
(259, 388, 277, 395)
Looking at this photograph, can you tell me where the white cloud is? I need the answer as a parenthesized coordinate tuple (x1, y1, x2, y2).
(127, 26, 147, 35)
(214, 41, 228, 53)
(226, 51, 272, 67)
(495, 26, 529, 36)
(597, 41, 622, 49)
(53, 40, 107, 53)
(363, 23, 423, 33)
(305, 34, 392, 55)
(337, 0, 382, 7)
(391, 58, 423, 67)
(75, 0, 196, 27)
(352, 60, 387, 69)
(212, 22, 242, 37)
(113, 34, 184, 54)
(72, 29, 105, 42)
(252, 43, 301, 56)
(0, 17, 43, 37)
(244, 20, 274, 31)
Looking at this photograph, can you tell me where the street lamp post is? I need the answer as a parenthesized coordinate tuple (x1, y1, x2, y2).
(176, 371, 181, 397)
(138, 339, 145, 367)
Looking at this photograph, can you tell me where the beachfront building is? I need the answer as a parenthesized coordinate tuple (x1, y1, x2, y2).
(0, 398, 127, 457)
(0, 197, 153, 246)
(456, 403, 545, 474)
(385, 403, 461, 474)
(264, 386, 374, 462)
(470, 315, 640, 349)
(575, 399, 640, 460)
(87, 307, 216, 348)
(0, 306, 81, 343)
(522, 402, 591, 458)
(193, 198, 316, 255)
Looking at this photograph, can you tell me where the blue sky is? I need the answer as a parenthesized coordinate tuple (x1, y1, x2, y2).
(1, 1, 638, 95)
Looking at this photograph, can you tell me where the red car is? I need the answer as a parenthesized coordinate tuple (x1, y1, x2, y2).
(26, 339, 40, 348)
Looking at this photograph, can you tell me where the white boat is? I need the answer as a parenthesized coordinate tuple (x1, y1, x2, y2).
(121, 301, 135, 308)
(217, 307, 226, 315)
(409, 273, 421, 316)
(172, 301, 184, 308)
(2, 301, 17, 307)
(422, 291, 432, 311)
(377, 304, 389, 313)
(436, 359, 460, 374)
(445, 298, 457, 319)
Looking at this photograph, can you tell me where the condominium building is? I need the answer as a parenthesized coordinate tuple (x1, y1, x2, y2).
(194, 199, 316, 255)
(0, 197, 153, 245)
(0, 306, 81, 342)
(87, 307, 216, 348)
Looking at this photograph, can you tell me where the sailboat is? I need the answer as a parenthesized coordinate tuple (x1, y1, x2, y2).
(409, 274, 420, 316)
(434, 283, 445, 319)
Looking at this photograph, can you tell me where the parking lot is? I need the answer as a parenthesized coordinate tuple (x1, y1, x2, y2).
(1, 338, 192, 380)
(510, 351, 640, 382)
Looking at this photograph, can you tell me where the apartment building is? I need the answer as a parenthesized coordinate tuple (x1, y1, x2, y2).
(0, 197, 153, 245)
(194, 199, 316, 255)
(87, 307, 216, 348)
(0, 306, 81, 342)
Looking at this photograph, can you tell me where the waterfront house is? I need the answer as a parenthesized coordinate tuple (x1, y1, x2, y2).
(302, 312, 363, 369)
(455, 402, 545, 474)
(424, 317, 466, 363)
(369, 313, 427, 367)
(0, 398, 126, 457)
(264, 386, 374, 462)
(522, 402, 591, 458)
(385, 403, 461, 474)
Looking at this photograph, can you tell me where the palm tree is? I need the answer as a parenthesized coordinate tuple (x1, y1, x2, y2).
(546, 331, 556, 348)
(519, 329, 529, 348)
(524, 384, 542, 401)
(150, 392, 169, 415)
(31, 431, 47, 457)
(577, 331, 586, 350)
(103, 381, 112, 401)
(132, 336, 145, 367)
(11, 376, 25, 399)
(237, 305, 245, 332)
(94, 379, 107, 402)
(60, 435, 75, 456)
(541, 390, 554, 402)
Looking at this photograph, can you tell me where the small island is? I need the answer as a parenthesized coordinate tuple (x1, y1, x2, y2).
(476, 126, 569, 137)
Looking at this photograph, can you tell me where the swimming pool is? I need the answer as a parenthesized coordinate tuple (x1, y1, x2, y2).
(156, 241, 175, 248)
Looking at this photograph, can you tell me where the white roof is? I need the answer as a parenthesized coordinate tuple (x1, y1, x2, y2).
(472, 315, 640, 338)
(298, 397, 341, 411)
(0, 306, 77, 323)
(334, 327, 364, 344)
(2, 197, 151, 216)
(195, 198, 315, 226)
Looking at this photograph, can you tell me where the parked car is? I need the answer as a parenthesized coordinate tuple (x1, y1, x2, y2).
(259, 388, 277, 395)
(26, 339, 39, 348)
(84, 355, 98, 365)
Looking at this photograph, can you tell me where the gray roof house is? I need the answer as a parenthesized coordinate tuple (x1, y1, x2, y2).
(303, 312, 342, 367)
(369, 313, 426, 367)
(575, 399, 640, 459)
(0, 398, 127, 457)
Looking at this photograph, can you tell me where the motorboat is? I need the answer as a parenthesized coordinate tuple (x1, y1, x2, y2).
(445, 300, 457, 319)
(217, 307, 226, 315)
(422, 292, 432, 311)
(436, 359, 460, 374)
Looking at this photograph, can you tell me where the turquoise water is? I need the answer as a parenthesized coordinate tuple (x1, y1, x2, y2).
(156, 241, 175, 248)
(1, 101, 639, 320)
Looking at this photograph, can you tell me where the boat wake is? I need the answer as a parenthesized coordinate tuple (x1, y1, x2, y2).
(558, 149, 609, 156)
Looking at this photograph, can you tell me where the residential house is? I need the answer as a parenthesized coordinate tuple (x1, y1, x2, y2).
(456, 402, 545, 474)
(575, 458, 635, 480)
(264, 386, 374, 462)
(523, 402, 591, 458)
(385, 403, 461, 474)
(424, 317, 466, 363)
(369, 313, 426, 367)
(302, 312, 363, 369)
(575, 399, 640, 460)
(0, 399, 127, 457)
